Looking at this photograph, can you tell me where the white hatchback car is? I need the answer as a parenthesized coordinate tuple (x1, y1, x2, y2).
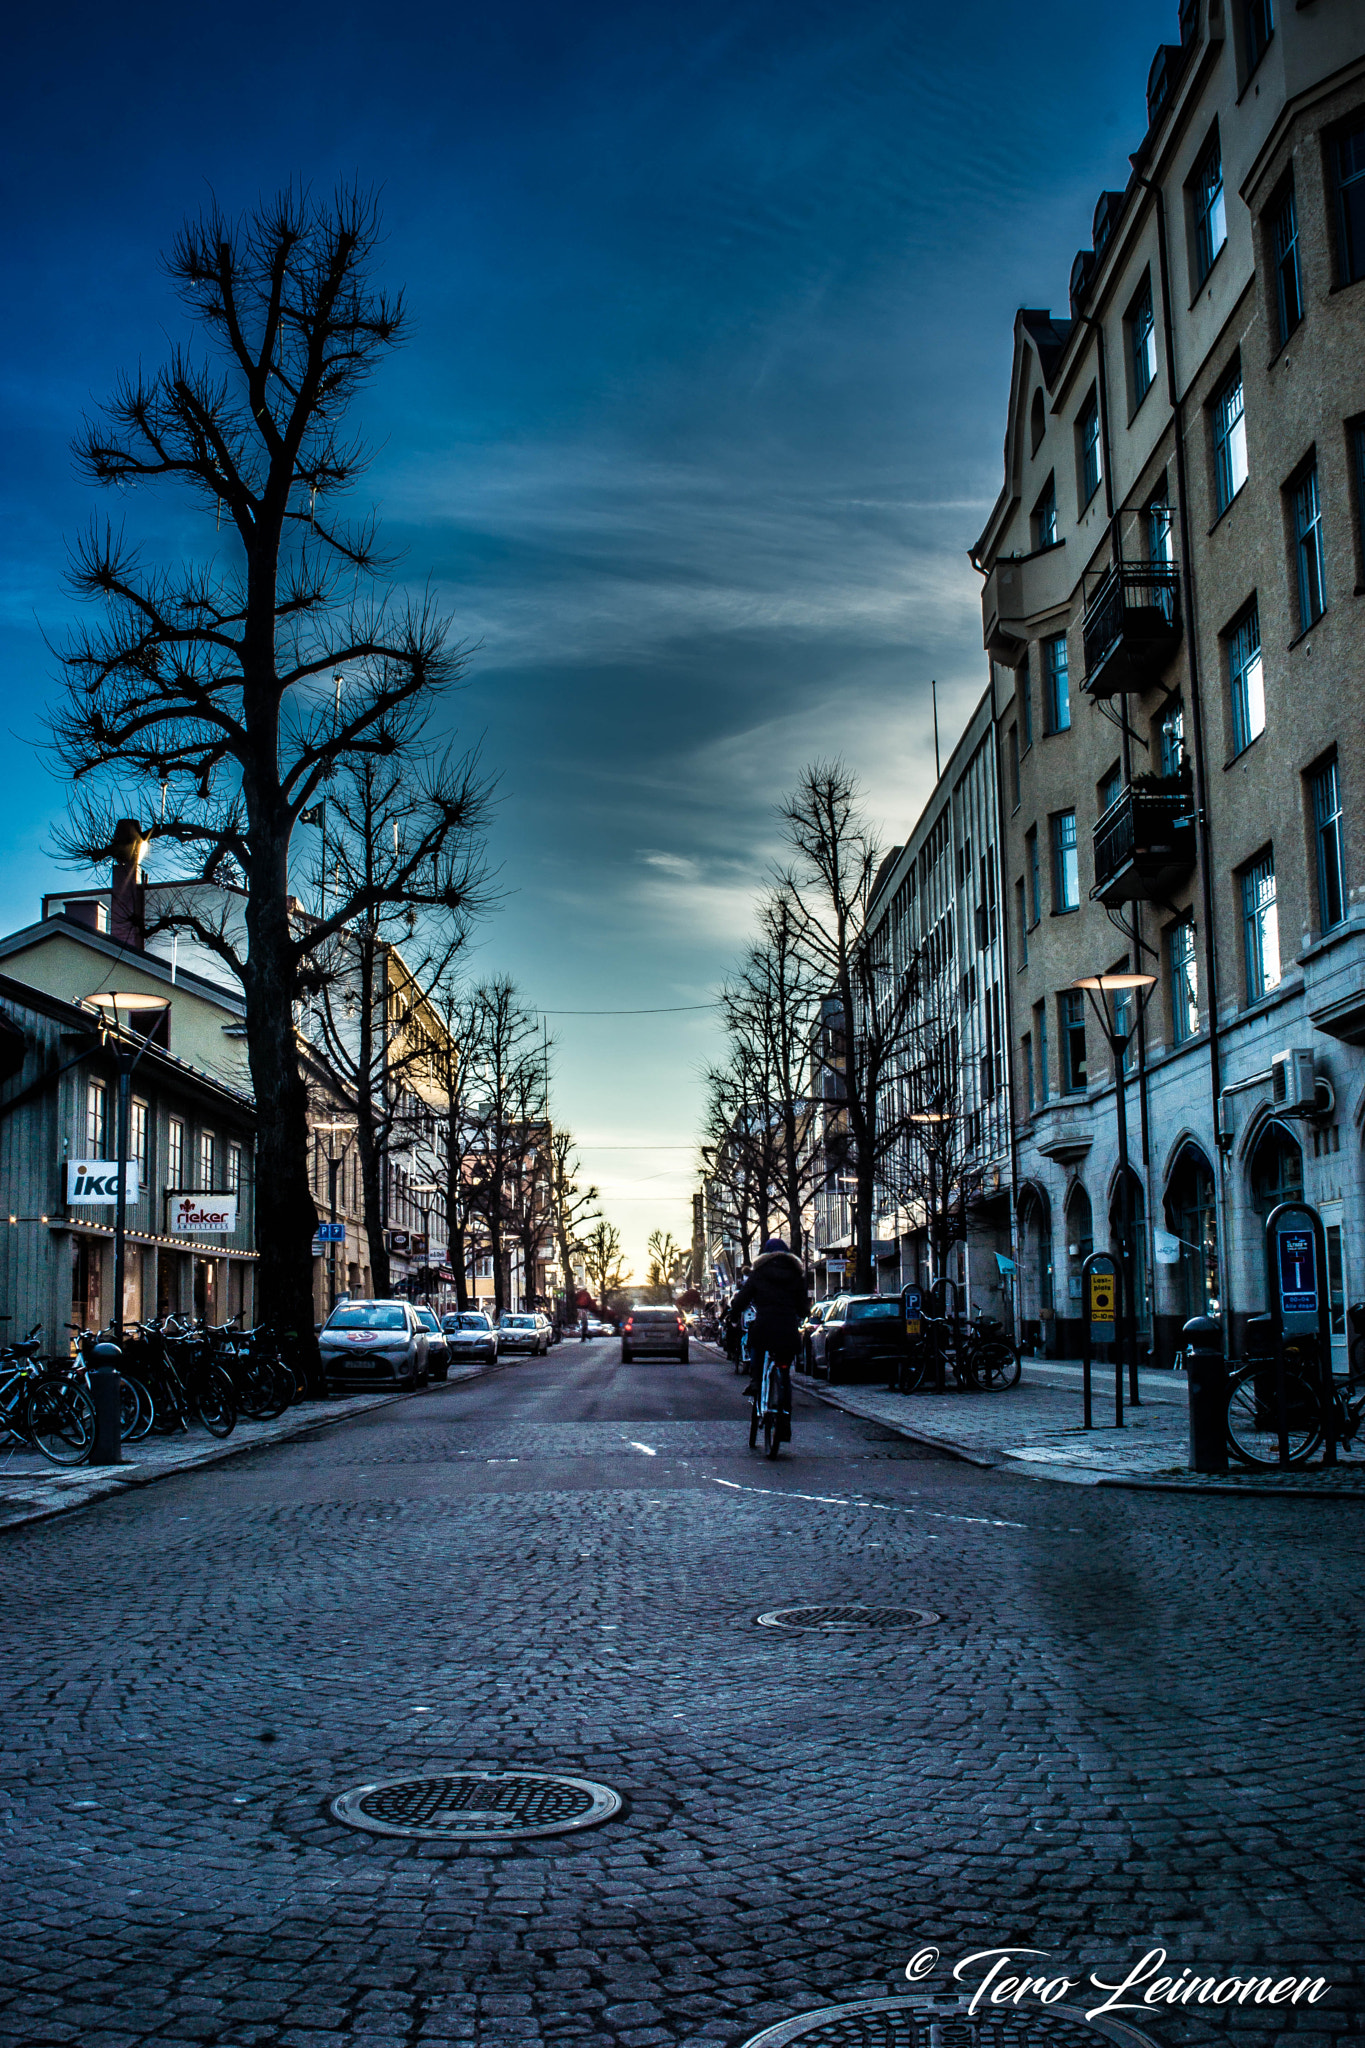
(497, 1313, 548, 1356)
(320, 1300, 428, 1389)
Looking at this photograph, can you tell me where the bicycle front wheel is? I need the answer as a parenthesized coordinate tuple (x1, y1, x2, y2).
(749, 1402, 760, 1449)
(27, 1380, 95, 1466)
(194, 1366, 237, 1438)
(975, 1342, 1022, 1391)
(764, 1414, 780, 1459)
(1226, 1361, 1321, 1468)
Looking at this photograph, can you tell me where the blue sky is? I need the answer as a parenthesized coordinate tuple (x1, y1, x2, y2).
(0, 0, 1174, 1270)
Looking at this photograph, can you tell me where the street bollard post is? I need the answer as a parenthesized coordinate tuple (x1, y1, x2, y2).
(1182, 1315, 1227, 1474)
(1080, 1251, 1121, 1429)
(89, 1339, 124, 1466)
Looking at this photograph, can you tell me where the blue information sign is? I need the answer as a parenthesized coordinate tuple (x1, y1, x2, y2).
(315, 1222, 346, 1244)
(902, 1285, 921, 1336)
(1277, 1228, 1317, 1316)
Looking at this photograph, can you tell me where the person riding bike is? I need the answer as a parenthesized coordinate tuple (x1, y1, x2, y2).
(726, 1238, 808, 1437)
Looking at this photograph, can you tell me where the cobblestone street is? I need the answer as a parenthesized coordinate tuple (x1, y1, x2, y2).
(1, 1341, 1361, 2048)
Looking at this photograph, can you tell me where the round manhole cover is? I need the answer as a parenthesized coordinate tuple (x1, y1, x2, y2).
(736, 1995, 1159, 2048)
(330, 1770, 622, 1839)
(756, 1604, 940, 1631)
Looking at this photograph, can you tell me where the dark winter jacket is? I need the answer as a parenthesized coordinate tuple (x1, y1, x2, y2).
(726, 1249, 809, 1341)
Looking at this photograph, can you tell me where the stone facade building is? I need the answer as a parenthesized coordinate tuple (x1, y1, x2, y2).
(970, 0, 1365, 1361)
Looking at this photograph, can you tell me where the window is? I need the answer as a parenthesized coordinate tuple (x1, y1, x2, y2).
(1059, 990, 1088, 1093)
(1042, 633, 1070, 734)
(1052, 810, 1079, 912)
(1034, 1000, 1050, 1106)
(1022, 1032, 1035, 1114)
(1212, 369, 1247, 516)
(1310, 755, 1345, 933)
(1243, 0, 1273, 77)
(85, 1078, 107, 1156)
(1270, 183, 1302, 345)
(1019, 659, 1033, 750)
(1228, 602, 1266, 755)
(1159, 700, 1185, 778)
(1026, 826, 1041, 925)
(1098, 761, 1122, 815)
(1241, 852, 1281, 1001)
(1194, 131, 1227, 286)
(168, 1117, 185, 1188)
(1015, 878, 1028, 967)
(1008, 722, 1020, 808)
(1031, 474, 1057, 549)
(199, 1129, 215, 1188)
(130, 1098, 149, 1183)
(1129, 275, 1157, 408)
(1170, 922, 1199, 1044)
(1291, 460, 1325, 629)
(1030, 387, 1046, 455)
(1332, 115, 1365, 287)
(1147, 486, 1173, 568)
(228, 1141, 244, 1196)
(1077, 391, 1102, 508)
(1352, 421, 1365, 580)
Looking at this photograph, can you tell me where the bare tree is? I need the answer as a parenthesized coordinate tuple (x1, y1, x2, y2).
(304, 755, 487, 1299)
(425, 981, 481, 1313)
(48, 189, 480, 1350)
(583, 1218, 630, 1311)
(550, 1131, 600, 1323)
(720, 886, 820, 1259)
(646, 1229, 690, 1294)
(461, 979, 547, 1314)
(699, 1052, 775, 1272)
(777, 762, 917, 1293)
(887, 943, 988, 1293)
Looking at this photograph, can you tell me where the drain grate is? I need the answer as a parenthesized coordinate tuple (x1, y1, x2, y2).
(330, 1770, 622, 1840)
(755, 1604, 940, 1631)
(736, 1995, 1158, 2048)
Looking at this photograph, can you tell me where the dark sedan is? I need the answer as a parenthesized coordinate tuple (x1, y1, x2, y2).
(414, 1306, 450, 1380)
(807, 1294, 908, 1383)
(621, 1306, 689, 1362)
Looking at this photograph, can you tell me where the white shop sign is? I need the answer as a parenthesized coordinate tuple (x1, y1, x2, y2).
(168, 1191, 238, 1235)
(65, 1159, 140, 1205)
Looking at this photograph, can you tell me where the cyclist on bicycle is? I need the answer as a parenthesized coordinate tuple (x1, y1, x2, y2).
(726, 1238, 808, 1421)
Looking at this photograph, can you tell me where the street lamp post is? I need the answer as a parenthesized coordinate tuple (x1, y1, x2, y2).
(1072, 972, 1158, 1409)
(314, 1121, 357, 1314)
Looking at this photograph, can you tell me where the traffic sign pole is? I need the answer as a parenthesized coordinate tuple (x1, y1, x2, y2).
(1080, 1250, 1121, 1430)
(1264, 1200, 1336, 1469)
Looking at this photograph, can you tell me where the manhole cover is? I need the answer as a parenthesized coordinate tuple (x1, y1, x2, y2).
(330, 1770, 622, 1839)
(736, 1995, 1158, 2048)
(755, 1604, 940, 1630)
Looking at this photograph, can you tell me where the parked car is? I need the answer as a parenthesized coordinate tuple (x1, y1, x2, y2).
(807, 1294, 908, 1384)
(498, 1312, 548, 1356)
(621, 1305, 689, 1363)
(320, 1300, 428, 1390)
(585, 1317, 613, 1337)
(800, 1298, 837, 1371)
(534, 1312, 554, 1349)
(413, 1306, 450, 1380)
(442, 1310, 498, 1367)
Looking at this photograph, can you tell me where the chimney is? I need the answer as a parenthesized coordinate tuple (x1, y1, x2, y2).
(110, 820, 147, 950)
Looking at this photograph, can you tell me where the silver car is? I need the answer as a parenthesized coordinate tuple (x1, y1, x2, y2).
(320, 1300, 428, 1390)
(441, 1311, 499, 1367)
(498, 1312, 547, 1356)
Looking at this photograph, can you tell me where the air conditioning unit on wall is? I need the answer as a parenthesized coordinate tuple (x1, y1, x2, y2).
(1271, 1048, 1316, 1116)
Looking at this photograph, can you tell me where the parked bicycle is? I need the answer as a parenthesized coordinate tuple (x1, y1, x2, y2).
(1225, 1332, 1365, 1469)
(0, 1326, 96, 1466)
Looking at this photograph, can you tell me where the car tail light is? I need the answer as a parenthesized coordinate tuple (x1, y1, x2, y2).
(625, 1316, 634, 1330)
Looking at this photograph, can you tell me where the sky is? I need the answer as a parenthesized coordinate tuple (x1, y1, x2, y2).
(0, 0, 1176, 1273)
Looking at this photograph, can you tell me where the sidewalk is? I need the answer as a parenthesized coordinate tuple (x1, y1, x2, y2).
(801, 1358, 1365, 1497)
(0, 1353, 505, 1535)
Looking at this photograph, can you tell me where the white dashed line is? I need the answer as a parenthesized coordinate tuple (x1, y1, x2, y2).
(710, 1476, 1026, 1530)
(625, 1440, 658, 1456)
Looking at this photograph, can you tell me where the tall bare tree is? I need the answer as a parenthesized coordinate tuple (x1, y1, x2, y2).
(461, 979, 547, 1313)
(720, 886, 820, 1259)
(48, 189, 479, 1349)
(777, 762, 917, 1292)
(583, 1218, 630, 1310)
(646, 1229, 690, 1293)
(549, 1131, 599, 1322)
(304, 755, 487, 1299)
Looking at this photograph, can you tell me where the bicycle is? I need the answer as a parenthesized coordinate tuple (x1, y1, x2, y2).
(65, 1326, 154, 1441)
(0, 1330, 96, 1466)
(1226, 1338, 1365, 1469)
(748, 1352, 791, 1460)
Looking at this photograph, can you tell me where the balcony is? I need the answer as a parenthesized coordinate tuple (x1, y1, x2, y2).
(1091, 777, 1196, 907)
(1081, 561, 1181, 697)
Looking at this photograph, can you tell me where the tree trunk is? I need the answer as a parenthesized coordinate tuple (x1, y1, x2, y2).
(854, 1155, 876, 1294)
(358, 1113, 391, 1300)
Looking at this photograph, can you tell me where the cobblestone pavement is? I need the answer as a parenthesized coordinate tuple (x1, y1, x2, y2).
(0, 1340, 1361, 2048)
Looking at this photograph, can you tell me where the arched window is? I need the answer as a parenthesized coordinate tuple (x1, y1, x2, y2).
(1030, 387, 1046, 456)
(1249, 1119, 1303, 1217)
(1018, 1185, 1053, 1326)
(1109, 1168, 1150, 1341)
(1165, 1144, 1219, 1320)
(1064, 1182, 1093, 1311)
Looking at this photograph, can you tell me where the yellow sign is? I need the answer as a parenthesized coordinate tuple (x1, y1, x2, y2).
(1089, 1273, 1115, 1323)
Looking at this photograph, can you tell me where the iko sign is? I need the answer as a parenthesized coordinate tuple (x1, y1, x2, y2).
(167, 1191, 238, 1235)
(65, 1159, 139, 1205)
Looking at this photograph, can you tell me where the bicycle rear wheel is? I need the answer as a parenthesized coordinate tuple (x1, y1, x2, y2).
(763, 1413, 780, 1458)
(1226, 1361, 1321, 1468)
(119, 1374, 153, 1440)
(975, 1341, 1022, 1390)
(27, 1380, 95, 1466)
(194, 1365, 237, 1438)
(748, 1402, 760, 1449)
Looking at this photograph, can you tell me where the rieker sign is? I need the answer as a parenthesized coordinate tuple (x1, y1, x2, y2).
(167, 1192, 238, 1235)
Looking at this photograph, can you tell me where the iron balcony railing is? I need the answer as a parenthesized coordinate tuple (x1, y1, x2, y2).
(1092, 777, 1196, 906)
(1082, 561, 1181, 697)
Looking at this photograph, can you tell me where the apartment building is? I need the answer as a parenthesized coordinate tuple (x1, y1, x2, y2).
(971, 0, 1365, 1361)
(860, 686, 1014, 1317)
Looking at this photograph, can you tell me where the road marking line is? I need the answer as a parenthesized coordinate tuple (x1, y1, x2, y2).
(625, 1440, 657, 1455)
(710, 1476, 1025, 1529)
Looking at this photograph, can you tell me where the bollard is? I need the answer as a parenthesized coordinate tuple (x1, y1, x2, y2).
(89, 1340, 124, 1466)
(1182, 1315, 1227, 1474)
